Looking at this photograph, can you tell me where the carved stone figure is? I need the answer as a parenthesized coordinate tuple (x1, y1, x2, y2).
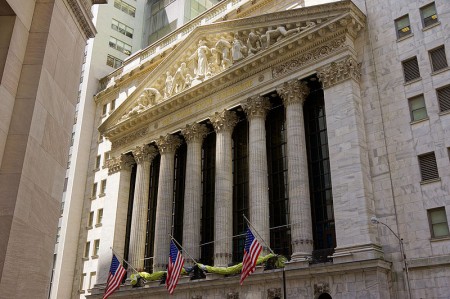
(189, 40, 212, 80)
(246, 29, 261, 56)
(231, 33, 247, 63)
(263, 25, 300, 48)
(214, 38, 232, 70)
(172, 62, 188, 94)
(164, 71, 173, 98)
(184, 74, 193, 89)
(140, 87, 162, 105)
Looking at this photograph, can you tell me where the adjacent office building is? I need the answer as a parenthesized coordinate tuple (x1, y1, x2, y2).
(59, 0, 450, 298)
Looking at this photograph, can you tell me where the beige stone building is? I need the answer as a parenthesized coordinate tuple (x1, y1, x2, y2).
(73, 0, 450, 298)
(0, 0, 101, 298)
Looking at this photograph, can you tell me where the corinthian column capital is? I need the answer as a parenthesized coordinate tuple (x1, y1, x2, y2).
(181, 123, 208, 144)
(276, 80, 309, 106)
(243, 95, 271, 120)
(106, 154, 135, 175)
(132, 144, 158, 164)
(156, 134, 182, 154)
(317, 56, 361, 89)
(210, 110, 238, 133)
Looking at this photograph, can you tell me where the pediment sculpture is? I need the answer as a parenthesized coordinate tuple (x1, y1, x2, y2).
(117, 21, 316, 124)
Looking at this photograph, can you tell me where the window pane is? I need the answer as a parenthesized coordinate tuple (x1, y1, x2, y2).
(433, 223, 450, 237)
(431, 209, 447, 224)
(412, 108, 427, 121)
(422, 4, 436, 18)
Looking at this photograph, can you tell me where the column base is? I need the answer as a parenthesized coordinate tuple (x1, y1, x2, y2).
(332, 243, 384, 264)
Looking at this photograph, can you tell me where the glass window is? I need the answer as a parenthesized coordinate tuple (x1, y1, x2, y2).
(92, 183, 97, 199)
(402, 57, 420, 82)
(429, 45, 448, 72)
(95, 155, 101, 169)
(84, 242, 90, 258)
(428, 208, 449, 238)
(88, 211, 94, 228)
(437, 85, 450, 113)
(97, 209, 103, 225)
(408, 95, 427, 121)
(80, 273, 86, 291)
(100, 179, 107, 195)
(395, 15, 411, 39)
(93, 239, 100, 256)
(110, 99, 116, 111)
(102, 103, 107, 115)
(421, 2, 438, 28)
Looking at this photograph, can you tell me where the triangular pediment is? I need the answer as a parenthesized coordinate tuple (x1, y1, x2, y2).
(99, 0, 365, 140)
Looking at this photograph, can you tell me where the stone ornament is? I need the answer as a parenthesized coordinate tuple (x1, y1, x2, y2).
(317, 56, 361, 89)
(267, 288, 281, 299)
(156, 134, 182, 154)
(116, 21, 317, 124)
(276, 80, 310, 106)
(111, 127, 149, 149)
(314, 282, 330, 295)
(243, 95, 271, 119)
(181, 123, 208, 144)
(210, 110, 238, 133)
(106, 154, 135, 175)
(132, 144, 158, 164)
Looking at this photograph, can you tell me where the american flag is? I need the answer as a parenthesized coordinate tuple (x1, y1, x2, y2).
(240, 228, 262, 285)
(103, 254, 126, 299)
(166, 240, 185, 294)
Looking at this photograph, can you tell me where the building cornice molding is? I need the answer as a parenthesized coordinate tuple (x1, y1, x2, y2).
(317, 55, 361, 89)
(64, 0, 96, 38)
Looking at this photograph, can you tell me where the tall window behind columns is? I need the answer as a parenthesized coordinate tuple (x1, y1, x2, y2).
(172, 141, 187, 245)
(123, 162, 137, 269)
(232, 115, 249, 263)
(200, 129, 216, 265)
(266, 97, 291, 258)
(144, 154, 160, 272)
(304, 79, 335, 263)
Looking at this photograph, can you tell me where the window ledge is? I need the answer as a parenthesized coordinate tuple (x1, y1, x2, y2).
(397, 33, 414, 42)
(82, 257, 89, 261)
(93, 167, 100, 172)
(431, 66, 450, 76)
(410, 117, 429, 125)
(430, 236, 450, 242)
(98, 139, 104, 143)
(95, 223, 103, 228)
(91, 255, 99, 259)
(420, 177, 441, 185)
(90, 196, 97, 200)
(98, 193, 106, 198)
(439, 109, 450, 117)
(422, 21, 441, 32)
(404, 77, 422, 85)
(78, 290, 85, 294)
(86, 225, 93, 230)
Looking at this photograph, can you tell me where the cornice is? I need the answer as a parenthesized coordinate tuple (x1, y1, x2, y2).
(100, 2, 366, 144)
(64, 0, 96, 38)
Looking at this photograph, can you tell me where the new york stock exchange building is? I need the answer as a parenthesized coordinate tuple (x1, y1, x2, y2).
(86, 0, 450, 298)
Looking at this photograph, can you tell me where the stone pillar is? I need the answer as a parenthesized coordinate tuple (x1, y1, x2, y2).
(181, 123, 208, 266)
(128, 145, 158, 270)
(210, 110, 238, 267)
(317, 56, 381, 263)
(96, 154, 135, 284)
(243, 96, 271, 252)
(153, 134, 182, 271)
(277, 79, 313, 262)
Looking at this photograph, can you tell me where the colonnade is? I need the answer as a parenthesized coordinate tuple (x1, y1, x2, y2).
(110, 79, 313, 271)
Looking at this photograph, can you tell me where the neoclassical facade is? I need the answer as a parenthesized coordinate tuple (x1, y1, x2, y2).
(84, 0, 450, 298)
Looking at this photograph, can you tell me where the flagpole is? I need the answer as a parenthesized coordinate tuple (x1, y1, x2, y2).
(110, 247, 140, 274)
(168, 234, 199, 265)
(242, 214, 276, 255)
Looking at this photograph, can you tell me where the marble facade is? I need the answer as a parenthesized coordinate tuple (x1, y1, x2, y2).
(80, 0, 450, 298)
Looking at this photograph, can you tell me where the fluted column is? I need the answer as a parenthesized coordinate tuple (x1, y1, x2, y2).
(243, 96, 271, 253)
(129, 145, 158, 270)
(210, 110, 238, 267)
(153, 134, 182, 271)
(181, 123, 208, 266)
(277, 80, 313, 261)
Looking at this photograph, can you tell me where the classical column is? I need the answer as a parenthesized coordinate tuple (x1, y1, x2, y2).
(153, 134, 182, 271)
(97, 154, 134, 284)
(128, 145, 158, 270)
(318, 56, 381, 263)
(181, 123, 208, 266)
(210, 110, 238, 267)
(243, 96, 271, 252)
(277, 79, 313, 262)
